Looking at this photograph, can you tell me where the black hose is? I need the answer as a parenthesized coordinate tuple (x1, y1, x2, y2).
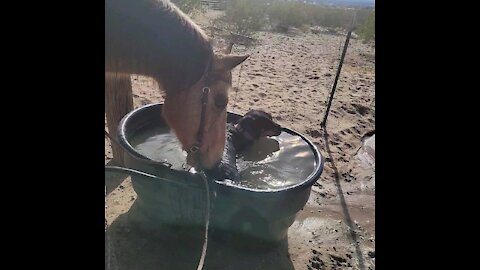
(105, 166, 192, 187)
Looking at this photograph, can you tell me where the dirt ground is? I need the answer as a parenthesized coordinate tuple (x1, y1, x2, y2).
(105, 12, 375, 270)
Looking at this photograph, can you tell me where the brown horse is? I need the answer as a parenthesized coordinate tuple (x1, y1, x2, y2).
(105, 0, 248, 169)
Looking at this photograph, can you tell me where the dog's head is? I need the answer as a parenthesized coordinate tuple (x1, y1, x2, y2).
(235, 110, 282, 141)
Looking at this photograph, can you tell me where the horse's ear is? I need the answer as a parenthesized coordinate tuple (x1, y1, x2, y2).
(223, 42, 234, 55)
(213, 54, 249, 71)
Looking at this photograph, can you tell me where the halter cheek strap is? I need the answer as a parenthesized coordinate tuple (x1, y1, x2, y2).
(188, 86, 210, 155)
(186, 54, 214, 170)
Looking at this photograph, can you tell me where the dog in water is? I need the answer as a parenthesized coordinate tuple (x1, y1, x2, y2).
(205, 110, 282, 180)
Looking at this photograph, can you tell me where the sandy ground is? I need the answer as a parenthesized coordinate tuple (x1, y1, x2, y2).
(105, 12, 375, 270)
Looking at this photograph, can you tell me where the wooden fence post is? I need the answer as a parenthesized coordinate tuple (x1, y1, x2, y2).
(105, 73, 134, 166)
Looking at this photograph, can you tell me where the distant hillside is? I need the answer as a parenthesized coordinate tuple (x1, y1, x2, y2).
(307, 0, 375, 8)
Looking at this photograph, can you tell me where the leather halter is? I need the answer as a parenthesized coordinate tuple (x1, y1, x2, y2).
(188, 87, 210, 155)
(186, 56, 213, 170)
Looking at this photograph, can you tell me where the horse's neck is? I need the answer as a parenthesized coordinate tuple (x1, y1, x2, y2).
(105, 0, 212, 93)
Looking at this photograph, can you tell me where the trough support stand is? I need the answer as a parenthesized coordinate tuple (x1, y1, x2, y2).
(105, 73, 134, 166)
(320, 30, 352, 128)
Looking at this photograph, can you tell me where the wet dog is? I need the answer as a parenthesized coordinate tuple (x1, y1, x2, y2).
(205, 110, 282, 180)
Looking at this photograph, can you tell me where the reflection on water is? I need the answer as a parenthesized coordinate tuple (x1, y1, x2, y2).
(234, 134, 315, 190)
(130, 126, 315, 190)
(130, 126, 187, 171)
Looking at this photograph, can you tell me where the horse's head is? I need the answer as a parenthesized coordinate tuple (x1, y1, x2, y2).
(162, 53, 249, 170)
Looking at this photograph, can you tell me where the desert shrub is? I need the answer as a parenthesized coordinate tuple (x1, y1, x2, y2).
(224, 0, 268, 35)
(171, 0, 203, 15)
(353, 8, 373, 28)
(217, 0, 373, 36)
(357, 10, 375, 41)
(308, 5, 355, 29)
(267, 1, 310, 32)
(266, 1, 367, 33)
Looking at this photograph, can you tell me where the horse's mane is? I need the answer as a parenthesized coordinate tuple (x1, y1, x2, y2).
(105, 0, 213, 93)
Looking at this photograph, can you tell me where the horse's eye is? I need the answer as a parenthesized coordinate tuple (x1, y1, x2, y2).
(214, 94, 228, 110)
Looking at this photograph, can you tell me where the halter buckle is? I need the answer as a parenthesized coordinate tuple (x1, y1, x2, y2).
(189, 145, 200, 153)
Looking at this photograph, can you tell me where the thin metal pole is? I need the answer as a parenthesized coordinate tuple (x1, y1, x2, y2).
(321, 30, 352, 127)
(321, 10, 356, 128)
